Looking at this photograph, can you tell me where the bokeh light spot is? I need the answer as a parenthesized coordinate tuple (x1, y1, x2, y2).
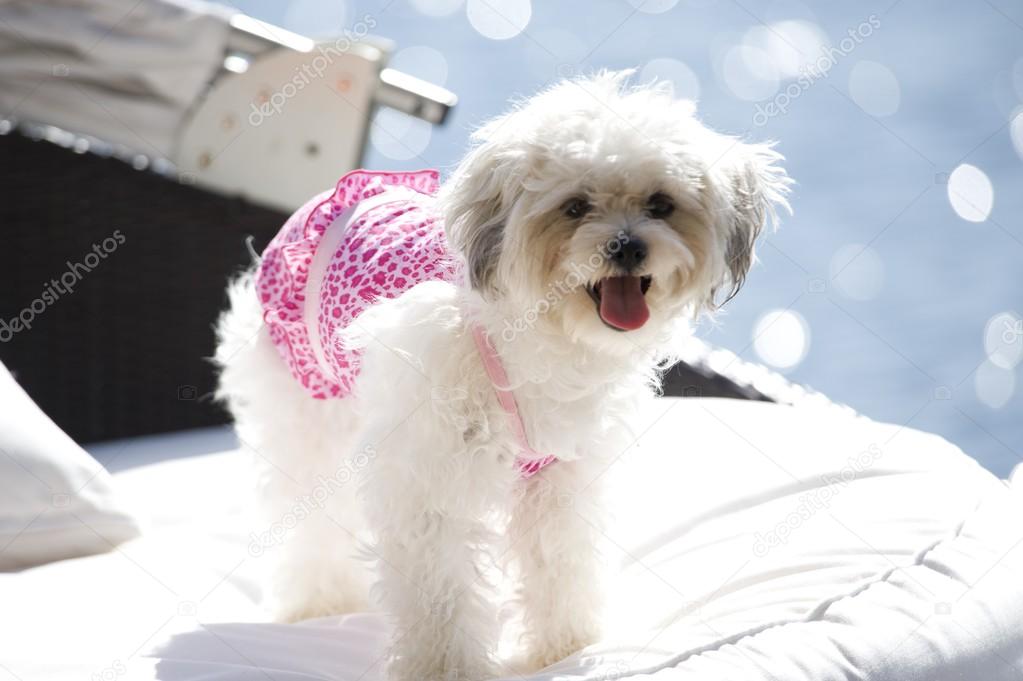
(848, 60, 900, 117)
(753, 309, 810, 370)
(466, 0, 531, 40)
(371, 109, 432, 161)
(744, 20, 828, 80)
(640, 57, 700, 100)
(947, 163, 994, 223)
(722, 44, 779, 101)
(1010, 110, 1023, 161)
(984, 311, 1023, 370)
(975, 360, 1016, 409)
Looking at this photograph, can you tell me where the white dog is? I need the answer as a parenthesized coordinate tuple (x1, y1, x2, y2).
(215, 71, 790, 681)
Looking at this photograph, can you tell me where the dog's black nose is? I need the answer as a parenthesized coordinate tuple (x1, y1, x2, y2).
(610, 238, 647, 271)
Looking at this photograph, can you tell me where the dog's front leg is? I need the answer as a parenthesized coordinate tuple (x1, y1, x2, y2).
(374, 514, 498, 681)
(511, 460, 607, 670)
(361, 417, 510, 681)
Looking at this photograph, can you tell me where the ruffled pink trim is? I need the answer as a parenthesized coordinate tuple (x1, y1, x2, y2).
(257, 170, 442, 399)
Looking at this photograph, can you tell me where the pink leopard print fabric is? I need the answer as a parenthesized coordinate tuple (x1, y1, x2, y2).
(257, 169, 458, 399)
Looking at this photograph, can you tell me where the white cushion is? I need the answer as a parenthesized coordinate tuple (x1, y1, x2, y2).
(0, 362, 140, 570)
(581, 399, 1023, 680)
(1, 398, 1021, 680)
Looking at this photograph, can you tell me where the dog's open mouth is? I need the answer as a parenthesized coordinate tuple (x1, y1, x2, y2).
(587, 276, 652, 331)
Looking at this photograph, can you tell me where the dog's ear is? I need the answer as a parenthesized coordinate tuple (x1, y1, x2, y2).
(715, 141, 792, 304)
(439, 116, 523, 294)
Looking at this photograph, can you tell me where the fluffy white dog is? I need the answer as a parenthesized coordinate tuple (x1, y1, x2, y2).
(215, 71, 790, 681)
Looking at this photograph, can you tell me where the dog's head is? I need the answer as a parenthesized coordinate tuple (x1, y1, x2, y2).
(441, 71, 792, 352)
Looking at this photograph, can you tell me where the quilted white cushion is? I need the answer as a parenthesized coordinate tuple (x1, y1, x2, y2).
(578, 398, 1023, 680)
(1, 398, 1021, 680)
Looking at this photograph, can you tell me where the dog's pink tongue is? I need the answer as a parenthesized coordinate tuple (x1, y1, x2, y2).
(599, 276, 649, 330)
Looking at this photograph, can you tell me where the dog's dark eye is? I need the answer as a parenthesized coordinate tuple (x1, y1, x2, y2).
(646, 192, 675, 219)
(562, 197, 592, 220)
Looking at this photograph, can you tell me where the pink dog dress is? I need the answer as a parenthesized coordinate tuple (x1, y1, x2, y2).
(258, 169, 454, 399)
(258, 169, 555, 477)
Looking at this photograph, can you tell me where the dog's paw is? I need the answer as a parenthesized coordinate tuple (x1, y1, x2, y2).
(525, 646, 576, 672)
(524, 630, 599, 671)
(387, 629, 497, 681)
(271, 591, 367, 623)
(387, 655, 497, 681)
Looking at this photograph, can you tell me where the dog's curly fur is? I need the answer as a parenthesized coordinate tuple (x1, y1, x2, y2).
(215, 71, 791, 681)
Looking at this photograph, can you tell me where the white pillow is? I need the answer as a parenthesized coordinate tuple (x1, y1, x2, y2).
(0, 362, 140, 570)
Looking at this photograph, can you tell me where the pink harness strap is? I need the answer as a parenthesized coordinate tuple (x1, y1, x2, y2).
(471, 325, 558, 478)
